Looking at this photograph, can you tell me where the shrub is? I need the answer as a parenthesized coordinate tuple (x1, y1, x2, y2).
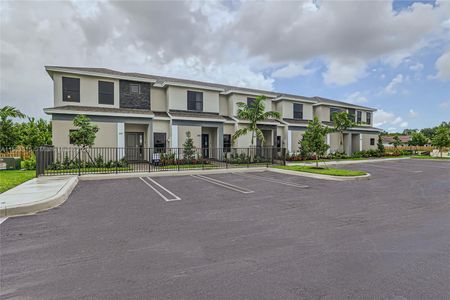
(21, 153, 36, 170)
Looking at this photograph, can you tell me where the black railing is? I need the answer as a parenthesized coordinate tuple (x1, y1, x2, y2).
(35, 146, 287, 176)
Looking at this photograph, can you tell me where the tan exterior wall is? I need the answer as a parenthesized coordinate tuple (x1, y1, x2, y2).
(178, 125, 202, 148)
(234, 124, 253, 147)
(167, 86, 219, 113)
(53, 73, 120, 108)
(329, 132, 341, 153)
(219, 95, 229, 116)
(151, 87, 167, 112)
(362, 133, 378, 150)
(313, 106, 330, 122)
(291, 131, 304, 152)
(52, 119, 118, 148)
(153, 120, 170, 134)
(229, 93, 274, 116)
(281, 101, 313, 120)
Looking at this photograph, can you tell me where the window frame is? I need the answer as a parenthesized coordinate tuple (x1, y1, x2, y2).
(356, 111, 362, 123)
(187, 91, 203, 112)
(330, 107, 343, 122)
(247, 97, 256, 107)
(62, 77, 80, 103)
(370, 138, 375, 146)
(223, 134, 231, 152)
(293, 103, 303, 119)
(347, 108, 356, 122)
(130, 83, 140, 94)
(366, 112, 371, 125)
(98, 81, 114, 105)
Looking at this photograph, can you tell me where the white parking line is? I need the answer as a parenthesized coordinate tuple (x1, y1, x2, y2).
(139, 177, 181, 202)
(191, 174, 254, 194)
(0, 217, 8, 225)
(233, 172, 309, 188)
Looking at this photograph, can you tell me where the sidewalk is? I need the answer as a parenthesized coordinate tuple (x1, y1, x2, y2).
(0, 176, 78, 217)
(287, 156, 410, 167)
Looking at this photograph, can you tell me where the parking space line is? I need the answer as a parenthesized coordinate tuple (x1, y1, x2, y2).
(233, 172, 309, 188)
(0, 217, 8, 225)
(191, 174, 254, 194)
(361, 163, 422, 173)
(139, 177, 181, 202)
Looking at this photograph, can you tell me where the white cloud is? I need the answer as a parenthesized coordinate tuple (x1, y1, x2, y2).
(435, 50, 450, 80)
(409, 62, 424, 71)
(346, 91, 368, 104)
(374, 109, 408, 129)
(323, 59, 367, 85)
(439, 101, 449, 110)
(385, 74, 404, 93)
(272, 62, 316, 78)
(408, 109, 418, 118)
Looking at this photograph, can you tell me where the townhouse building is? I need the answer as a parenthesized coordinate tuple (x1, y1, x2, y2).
(44, 66, 381, 160)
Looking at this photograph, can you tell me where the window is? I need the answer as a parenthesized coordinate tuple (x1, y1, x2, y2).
(223, 134, 231, 152)
(154, 132, 166, 152)
(69, 129, 78, 145)
(247, 97, 256, 107)
(330, 107, 343, 121)
(293, 103, 303, 119)
(370, 138, 375, 146)
(187, 91, 203, 111)
(276, 136, 281, 150)
(98, 81, 114, 105)
(348, 108, 356, 122)
(357, 111, 362, 123)
(130, 83, 140, 94)
(366, 112, 371, 125)
(62, 77, 80, 102)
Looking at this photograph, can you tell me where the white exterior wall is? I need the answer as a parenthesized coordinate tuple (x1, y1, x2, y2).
(167, 86, 219, 113)
(53, 73, 120, 108)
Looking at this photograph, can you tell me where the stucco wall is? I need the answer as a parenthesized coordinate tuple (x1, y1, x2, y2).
(219, 95, 229, 116)
(151, 87, 167, 112)
(52, 119, 118, 148)
(53, 73, 120, 108)
(178, 125, 202, 148)
(313, 106, 330, 122)
(329, 132, 341, 153)
(229, 93, 274, 116)
(281, 101, 313, 120)
(362, 133, 378, 150)
(167, 86, 219, 113)
(234, 124, 253, 147)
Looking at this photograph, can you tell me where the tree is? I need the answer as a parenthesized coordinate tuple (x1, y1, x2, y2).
(432, 124, 450, 158)
(391, 134, 403, 151)
(0, 106, 25, 149)
(183, 131, 195, 161)
(332, 111, 355, 152)
(409, 131, 427, 147)
(377, 133, 384, 155)
(232, 96, 281, 145)
(69, 115, 99, 148)
(300, 117, 330, 167)
(18, 117, 52, 149)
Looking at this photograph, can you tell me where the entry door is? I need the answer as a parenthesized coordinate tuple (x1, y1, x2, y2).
(125, 132, 144, 161)
(201, 134, 209, 158)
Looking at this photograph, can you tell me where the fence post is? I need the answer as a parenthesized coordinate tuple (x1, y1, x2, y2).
(177, 148, 180, 171)
(247, 148, 250, 168)
(78, 147, 81, 176)
(202, 148, 205, 170)
(283, 148, 287, 166)
(35, 148, 40, 177)
(116, 148, 118, 174)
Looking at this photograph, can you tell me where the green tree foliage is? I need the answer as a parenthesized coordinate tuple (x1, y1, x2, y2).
(69, 115, 99, 148)
(232, 95, 281, 145)
(183, 131, 195, 161)
(409, 131, 428, 146)
(17, 117, 52, 149)
(300, 117, 330, 167)
(0, 106, 26, 149)
(391, 134, 403, 149)
(332, 111, 355, 152)
(432, 124, 450, 158)
(377, 133, 384, 155)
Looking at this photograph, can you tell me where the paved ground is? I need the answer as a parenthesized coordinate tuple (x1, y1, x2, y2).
(1, 159, 450, 299)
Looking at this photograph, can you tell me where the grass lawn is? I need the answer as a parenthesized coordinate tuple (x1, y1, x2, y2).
(274, 165, 367, 176)
(0, 170, 36, 193)
(412, 155, 450, 160)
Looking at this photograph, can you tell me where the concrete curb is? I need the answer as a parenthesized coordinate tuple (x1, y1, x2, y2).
(78, 167, 268, 181)
(287, 157, 410, 166)
(0, 176, 78, 217)
(268, 167, 371, 181)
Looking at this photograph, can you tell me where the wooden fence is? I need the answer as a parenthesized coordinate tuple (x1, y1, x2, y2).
(0, 147, 34, 160)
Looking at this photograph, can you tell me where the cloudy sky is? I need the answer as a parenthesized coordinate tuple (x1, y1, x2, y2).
(1, 0, 449, 132)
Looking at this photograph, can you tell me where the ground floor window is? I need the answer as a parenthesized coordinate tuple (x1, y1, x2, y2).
(223, 134, 231, 152)
(154, 132, 166, 152)
(276, 136, 281, 150)
(370, 138, 375, 145)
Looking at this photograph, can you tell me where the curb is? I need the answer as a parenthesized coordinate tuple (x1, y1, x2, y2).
(78, 167, 268, 181)
(0, 176, 78, 217)
(268, 167, 371, 181)
(287, 157, 410, 166)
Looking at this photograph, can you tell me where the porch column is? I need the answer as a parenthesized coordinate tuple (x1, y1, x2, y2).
(171, 125, 178, 148)
(326, 133, 331, 154)
(359, 133, 363, 151)
(287, 130, 292, 153)
(117, 123, 125, 159)
(217, 125, 223, 149)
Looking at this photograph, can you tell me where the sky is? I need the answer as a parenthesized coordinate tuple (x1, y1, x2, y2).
(0, 0, 449, 132)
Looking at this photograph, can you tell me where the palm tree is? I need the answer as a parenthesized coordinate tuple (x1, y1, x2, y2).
(0, 106, 25, 121)
(232, 96, 281, 145)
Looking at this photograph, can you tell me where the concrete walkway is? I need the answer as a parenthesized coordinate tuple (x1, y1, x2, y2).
(287, 156, 410, 167)
(0, 176, 78, 217)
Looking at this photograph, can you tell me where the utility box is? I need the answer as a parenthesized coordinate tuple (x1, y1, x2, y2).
(0, 157, 22, 170)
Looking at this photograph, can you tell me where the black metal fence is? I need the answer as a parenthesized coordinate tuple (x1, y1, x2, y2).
(36, 146, 286, 176)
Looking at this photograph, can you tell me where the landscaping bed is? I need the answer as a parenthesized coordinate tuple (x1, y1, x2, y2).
(274, 165, 367, 176)
(0, 170, 36, 193)
(411, 155, 450, 160)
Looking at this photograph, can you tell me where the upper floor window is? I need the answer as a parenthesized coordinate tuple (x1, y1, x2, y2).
(247, 97, 256, 107)
(62, 77, 80, 102)
(357, 111, 362, 123)
(366, 112, 371, 125)
(330, 107, 344, 121)
(98, 81, 114, 105)
(187, 91, 203, 111)
(130, 83, 140, 94)
(293, 103, 303, 119)
(347, 108, 356, 122)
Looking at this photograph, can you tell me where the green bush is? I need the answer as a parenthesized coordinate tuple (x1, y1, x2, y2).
(21, 154, 36, 170)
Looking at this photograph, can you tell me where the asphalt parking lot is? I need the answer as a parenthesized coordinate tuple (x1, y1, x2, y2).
(1, 159, 450, 299)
